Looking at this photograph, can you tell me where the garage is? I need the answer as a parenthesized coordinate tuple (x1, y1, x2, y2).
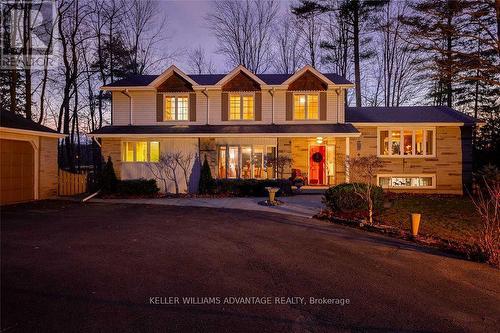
(0, 110, 64, 205)
(0, 139, 35, 204)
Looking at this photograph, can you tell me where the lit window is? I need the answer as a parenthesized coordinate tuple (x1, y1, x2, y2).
(163, 96, 189, 121)
(150, 142, 160, 162)
(379, 128, 435, 157)
(136, 142, 148, 162)
(294, 94, 319, 120)
(229, 94, 254, 120)
(122, 141, 160, 163)
(217, 145, 277, 179)
(378, 175, 435, 189)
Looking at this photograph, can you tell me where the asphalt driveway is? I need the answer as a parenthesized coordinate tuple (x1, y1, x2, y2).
(1, 201, 499, 332)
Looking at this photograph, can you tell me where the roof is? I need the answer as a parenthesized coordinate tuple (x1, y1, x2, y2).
(90, 123, 360, 136)
(0, 110, 59, 134)
(103, 72, 352, 88)
(346, 106, 477, 124)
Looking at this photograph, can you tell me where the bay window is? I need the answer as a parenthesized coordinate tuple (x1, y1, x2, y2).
(122, 141, 160, 162)
(378, 128, 435, 157)
(164, 96, 188, 121)
(217, 145, 276, 179)
(230, 94, 254, 120)
(378, 174, 435, 189)
(294, 94, 319, 120)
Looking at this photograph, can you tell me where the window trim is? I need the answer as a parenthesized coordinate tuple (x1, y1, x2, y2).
(377, 127, 436, 158)
(293, 92, 320, 121)
(122, 141, 160, 163)
(229, 92, 255, 121)
(163, 94, 189, 121)
(377, 174, 436, 189)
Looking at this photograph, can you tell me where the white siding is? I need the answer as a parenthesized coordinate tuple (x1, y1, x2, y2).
(132, 91, 157, 125)
(120, 138, 200, 193)
(112, 92, 131, 125)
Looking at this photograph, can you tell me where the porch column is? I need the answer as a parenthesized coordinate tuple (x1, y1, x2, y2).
(345, 137, 350, 183)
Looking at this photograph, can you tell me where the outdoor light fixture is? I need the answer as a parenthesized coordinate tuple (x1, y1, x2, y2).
(316, 137, 323, 144)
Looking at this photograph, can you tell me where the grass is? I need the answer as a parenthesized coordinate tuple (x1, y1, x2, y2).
(378, 194, 482, 244)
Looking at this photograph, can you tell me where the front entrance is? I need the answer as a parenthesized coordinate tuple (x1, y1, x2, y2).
(309, 145, 326, 185)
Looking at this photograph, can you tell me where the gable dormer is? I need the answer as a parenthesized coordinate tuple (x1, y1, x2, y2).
(150, 66, 198, 122)
(217, 66, 266, 122)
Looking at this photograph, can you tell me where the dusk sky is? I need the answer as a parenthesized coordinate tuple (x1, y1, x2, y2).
(162, 0, 289, 73)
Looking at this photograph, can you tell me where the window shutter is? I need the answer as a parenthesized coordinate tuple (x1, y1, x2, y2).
(320, 91, 327, 120)
(221, 92, 228, 121)
(156, 93, 163, 122)
(254, 92, 262, 121)
(286, 92, 293, 120)
(189, 93, 196, 121)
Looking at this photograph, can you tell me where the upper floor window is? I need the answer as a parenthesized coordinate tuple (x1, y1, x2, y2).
(229, 94, 254, 120)
(164, 96, 188, 121)
(123, 141, 160, 162)
(294, 94, 319, 120)
(378, 128, 435, 157)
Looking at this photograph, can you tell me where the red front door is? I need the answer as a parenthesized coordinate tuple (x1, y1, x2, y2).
(309, 145, 325, 185)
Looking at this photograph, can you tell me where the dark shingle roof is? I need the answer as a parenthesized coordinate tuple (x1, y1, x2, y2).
(346, 106, 477, 124)
(103, 72, 352, 88)
(90, 123, 359, 135)
(0, 110, 59, 134)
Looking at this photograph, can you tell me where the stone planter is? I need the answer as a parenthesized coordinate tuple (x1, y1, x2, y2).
(265, 187, 280, 203)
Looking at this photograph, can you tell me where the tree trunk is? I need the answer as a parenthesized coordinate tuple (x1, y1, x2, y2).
(446, 1, 453, 107)
(353, 3, 362, 107)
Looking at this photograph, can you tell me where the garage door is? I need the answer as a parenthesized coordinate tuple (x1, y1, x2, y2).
(0, 139, 35, 205)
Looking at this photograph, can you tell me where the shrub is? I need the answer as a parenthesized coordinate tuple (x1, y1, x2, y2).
(101, 156, 118, 194)
(116, 179, 159, 197)
(199, 155, 216, 194)
(215, 179, 293, 197)
(323, 183, 384, 213)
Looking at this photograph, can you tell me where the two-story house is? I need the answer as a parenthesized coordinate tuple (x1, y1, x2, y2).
(90, 64, 477, 194)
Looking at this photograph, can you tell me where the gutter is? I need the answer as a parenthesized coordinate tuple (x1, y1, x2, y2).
(201, 88, 209, 125)
(120, 89, 132, 125)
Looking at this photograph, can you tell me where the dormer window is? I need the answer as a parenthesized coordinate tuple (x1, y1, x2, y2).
(229, 94, 254, 120)
(164, 96, 188, 121)
(294, 94, 319, 120)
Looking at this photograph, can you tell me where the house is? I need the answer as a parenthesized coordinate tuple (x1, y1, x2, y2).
(0, 110, 64, 205)
(90, 65, 477, 194)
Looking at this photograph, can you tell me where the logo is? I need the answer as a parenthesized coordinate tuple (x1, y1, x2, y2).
(1, 0, 58, 69)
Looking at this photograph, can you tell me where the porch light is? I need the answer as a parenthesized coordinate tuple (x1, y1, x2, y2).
(316, 137, 323, 144)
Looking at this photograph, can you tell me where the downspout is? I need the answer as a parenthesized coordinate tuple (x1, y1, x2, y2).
(120, 89, 132, 125)
(335, 89, 340, 123)
(201, 88, 209, 125)
(269, 88, 275, 124)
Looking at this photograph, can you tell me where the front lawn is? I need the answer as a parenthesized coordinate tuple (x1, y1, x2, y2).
(379, 194, 481, 243)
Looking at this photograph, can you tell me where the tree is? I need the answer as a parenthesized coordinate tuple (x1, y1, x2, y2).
(293, 3, 322, 69)
(265, 155, 292, 179)
(187, 46, 216, 74)
(199, 155, 215, 194)
(274, 14, 303, 73)
(172, 151, 196, 192)
(292, 0, 388, 106)
(101, 156, 118, 193)
(349, 155, 383, 225)
(206, 0, 279, 73)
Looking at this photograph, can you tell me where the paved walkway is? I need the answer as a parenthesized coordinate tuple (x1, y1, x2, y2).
(89, 194, 324, 218)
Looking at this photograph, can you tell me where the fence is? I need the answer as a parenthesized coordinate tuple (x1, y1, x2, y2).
(58, 169, 89, 196)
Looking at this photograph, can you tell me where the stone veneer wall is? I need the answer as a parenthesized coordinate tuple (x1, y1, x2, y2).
(38, 137, 59, 199)
(353, 126, 464, 194)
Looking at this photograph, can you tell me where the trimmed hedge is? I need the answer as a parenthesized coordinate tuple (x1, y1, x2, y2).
(116, 179, 159, 197)
(323, 183, 384, 212)
(215, 179, 293, 197)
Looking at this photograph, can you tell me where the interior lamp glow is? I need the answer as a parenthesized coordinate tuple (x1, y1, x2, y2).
(316, 137, 323, 144)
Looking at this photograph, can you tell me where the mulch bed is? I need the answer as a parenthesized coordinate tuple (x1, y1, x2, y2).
(315, 209, 486, 264)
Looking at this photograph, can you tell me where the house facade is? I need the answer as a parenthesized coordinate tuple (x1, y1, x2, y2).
(90, 65, 476, 194)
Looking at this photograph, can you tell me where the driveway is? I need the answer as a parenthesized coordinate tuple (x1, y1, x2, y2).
(1, 201, 499, 332)
(90, 194, 324, 218)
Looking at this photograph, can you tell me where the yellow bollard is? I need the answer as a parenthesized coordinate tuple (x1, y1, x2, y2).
(411, 213, 421, 236)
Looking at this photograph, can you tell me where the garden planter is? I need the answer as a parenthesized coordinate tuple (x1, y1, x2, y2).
(265, 187, 280, 203)
(411, 213, 421, 236)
